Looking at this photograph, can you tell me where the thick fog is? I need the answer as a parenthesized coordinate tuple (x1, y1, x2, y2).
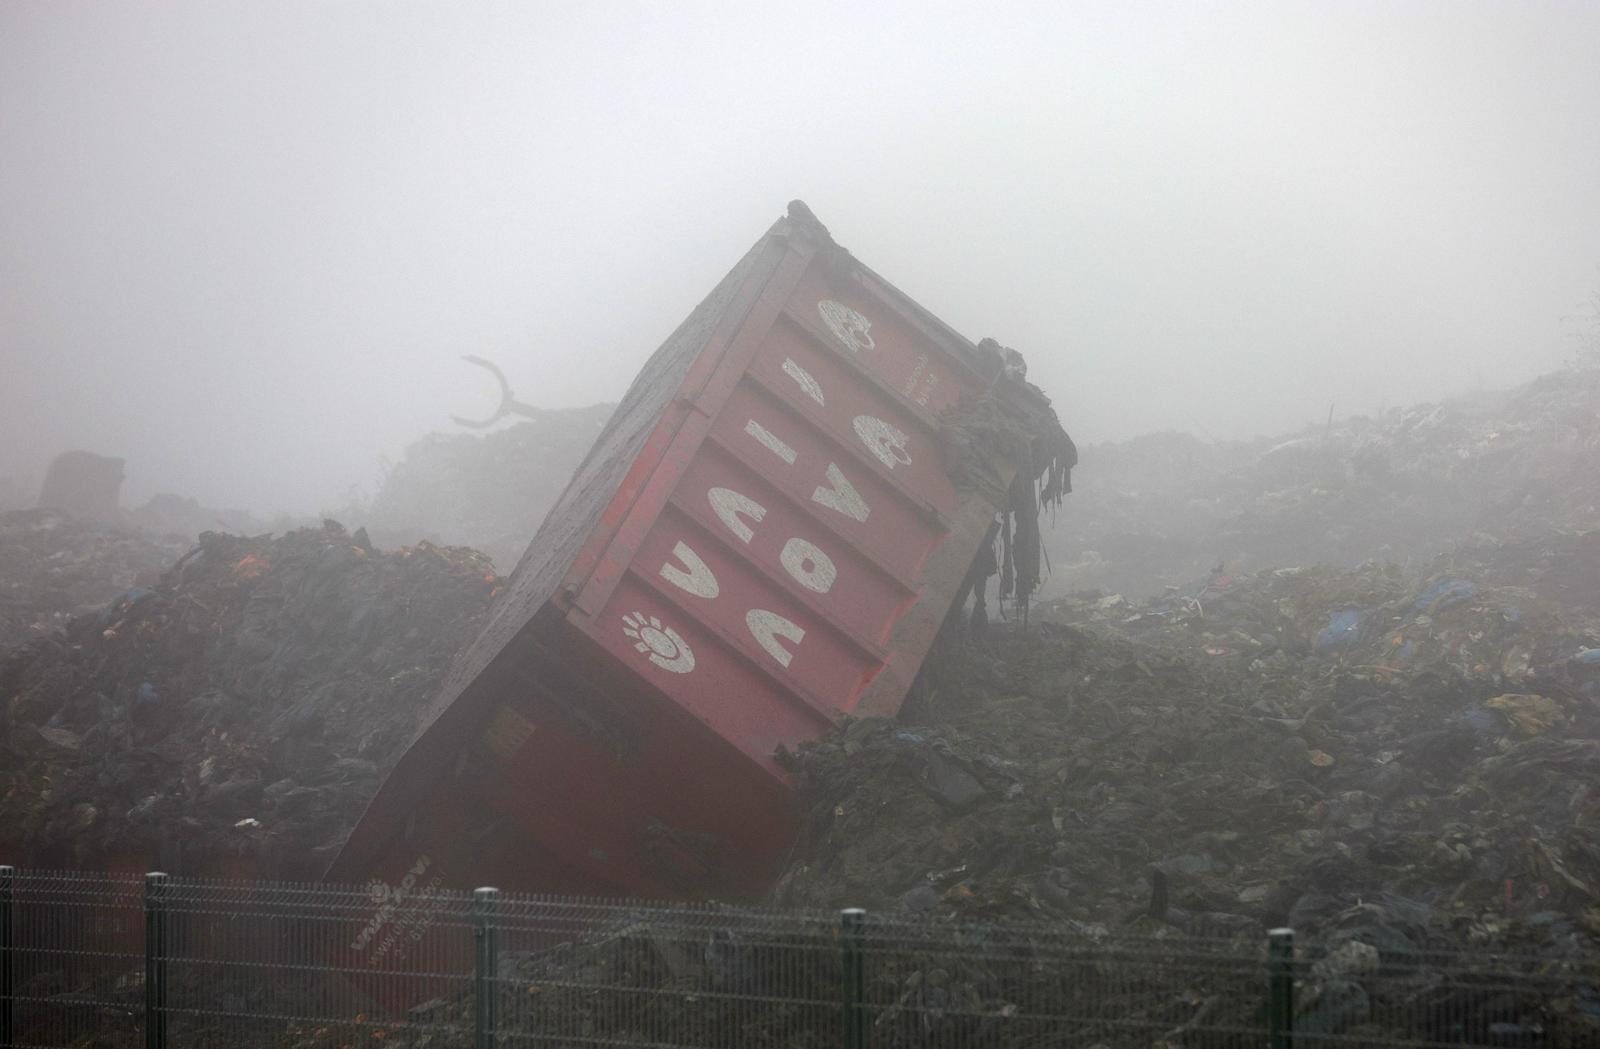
(3, 1, 1598, 515)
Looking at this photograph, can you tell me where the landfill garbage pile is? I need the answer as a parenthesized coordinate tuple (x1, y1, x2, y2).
(1050, 366, 1600, 599)
(0, 521, 499, 876)
(776, 534, 1600, 969)
(273, 535, 1600, 1049)
(365, 406, 614, 572)
(0, 509, 185, 656)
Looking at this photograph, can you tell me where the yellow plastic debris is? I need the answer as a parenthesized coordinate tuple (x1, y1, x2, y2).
(1484, 693, 1565, 737)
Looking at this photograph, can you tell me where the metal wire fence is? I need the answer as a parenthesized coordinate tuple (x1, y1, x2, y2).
(1, 865, 1596, 1048)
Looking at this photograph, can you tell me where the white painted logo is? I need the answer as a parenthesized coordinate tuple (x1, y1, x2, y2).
(622, 611, 696, 674)
(853, 415, 913, 470)
(818, 300, 874, 354)
(658, 540, 718, 599)
(746, 609, 805, 667)
(782, 358, 826, 405)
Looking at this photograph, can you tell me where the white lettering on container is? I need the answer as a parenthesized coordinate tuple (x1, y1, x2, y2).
(780, 537, 837, 594)
(903, 353, 940, 407)
(744, 419, 797, 465)
(709, 487, 765, 543)
(658, 541, 718, 599)
(782, 358, 826, 406)
(811, 462, 869, 523)
(746, 609, 805, 667)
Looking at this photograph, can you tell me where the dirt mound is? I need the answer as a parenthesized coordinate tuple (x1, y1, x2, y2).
(0, 521, 499, 876)
(777, 533, 1600, 962)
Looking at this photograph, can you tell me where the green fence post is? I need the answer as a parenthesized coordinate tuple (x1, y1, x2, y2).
(841, 908, 866, 1049)
(1268, 927, 1294, 1049)
(474, 887, 499, 1049)
(1, 866, 13, 1049)
(144, 872, 168, 1049)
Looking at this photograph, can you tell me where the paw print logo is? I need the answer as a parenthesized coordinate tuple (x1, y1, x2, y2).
(622, 611, 696, 674)
(853, 414, 913, 470)
(818, 300, 875, 354)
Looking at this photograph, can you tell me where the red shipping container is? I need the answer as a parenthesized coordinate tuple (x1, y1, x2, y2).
(328, 204, 1066, 935)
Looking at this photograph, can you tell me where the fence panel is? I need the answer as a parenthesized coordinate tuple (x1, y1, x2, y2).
(157, 878, 475, 1049)
(7, 870, 145, 1049)
(3, 866, 1599, 1048)
(489, 896, 841, 1048)
(857, 915, 1269, 1048)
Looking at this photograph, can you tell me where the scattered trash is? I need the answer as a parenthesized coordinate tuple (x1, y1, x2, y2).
(1413, 579, 1479, 614)
(3, 362, 1598, 1039)
(779, 532, 1600, 968)
(1484, 694, 1566, 737)
(0, 509, 181, 654)
(1313, 610, 1364, 652)
(0, 521, 498, 877)
(34, 726, 81, 750)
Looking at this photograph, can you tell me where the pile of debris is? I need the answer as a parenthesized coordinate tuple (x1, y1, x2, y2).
(365, 406, 614, 572)
(778, 531, 1600, 971)
(271, 524, 1600, 1045)
(0, 509, 184, 655)
(0, 521, 499, 876)
(1051, 366, 1600, 599)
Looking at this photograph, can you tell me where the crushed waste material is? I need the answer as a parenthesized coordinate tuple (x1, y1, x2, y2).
(2, 366, 1598, 1044)
(776, 532, 1600, 969)
(0, 521, 498, 876)
(0, 509, 185, 655)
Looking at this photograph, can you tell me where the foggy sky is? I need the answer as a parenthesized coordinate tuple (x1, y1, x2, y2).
(4, 1, 1598, 515)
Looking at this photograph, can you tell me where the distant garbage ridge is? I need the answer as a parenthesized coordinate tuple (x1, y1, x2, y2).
(1048, 366, 1600, 599)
